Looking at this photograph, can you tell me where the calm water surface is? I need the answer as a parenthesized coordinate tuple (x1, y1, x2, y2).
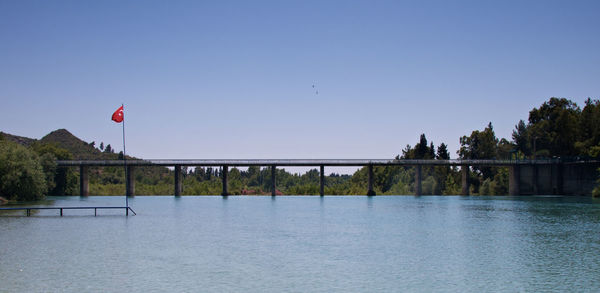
(1, 196, 600, 292)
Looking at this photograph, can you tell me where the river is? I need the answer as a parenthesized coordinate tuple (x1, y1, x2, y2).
(1, 195, 599, 292)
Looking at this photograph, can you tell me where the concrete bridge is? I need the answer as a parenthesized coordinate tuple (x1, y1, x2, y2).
(56, 159, 600, 197)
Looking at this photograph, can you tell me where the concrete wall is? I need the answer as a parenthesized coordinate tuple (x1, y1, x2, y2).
(562, 163, 599, 195)
(514, 163, 599, 196)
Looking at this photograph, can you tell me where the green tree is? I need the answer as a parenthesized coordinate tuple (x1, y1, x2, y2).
(436, 143, 450, 160)
(0, 141, 47, 201)
(577, 98, 600, 157)
(30, 142, 77, 195)
(459, 122, 499, 179)
(497, 138, 514, 160)
(512, 119, 530, 156)
(38, 153, 57, 193)
(442, 173, 460, 195)
(528, 97, 580, 157)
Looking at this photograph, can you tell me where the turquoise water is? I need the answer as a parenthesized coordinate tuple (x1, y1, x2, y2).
(1, 196, 600, 292)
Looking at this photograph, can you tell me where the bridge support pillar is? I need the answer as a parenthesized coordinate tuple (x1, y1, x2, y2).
(415, 165, 422, 196)
(271, 166, 277, 196)
(461, 166, 469, 195)
(552, 163, 563, 195)
(509, 165, 520, 195)
(80, 165, 89, 197)
(126, 166, 135, 197)
(320, 165, 325, 196)
(532, 165, 539, 195)
(367, 165, 375, 196)
(222, 165, 228, 196)
(174, 165, 182, 196)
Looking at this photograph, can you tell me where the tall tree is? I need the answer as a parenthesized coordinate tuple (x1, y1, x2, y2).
(578, 98, 600, 157)
(436, 143, 450, 160)
(512, 119, 530, 157)
(527, 97, 580, 157)
(459, 122, 499, 179)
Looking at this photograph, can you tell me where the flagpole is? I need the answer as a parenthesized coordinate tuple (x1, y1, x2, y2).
(122, 103, 128, 209)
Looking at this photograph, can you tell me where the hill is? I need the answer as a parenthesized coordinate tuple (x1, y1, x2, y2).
(1, 129, 123, 160)
(40, 129, 117, 160)
(0, 132, 37, 147)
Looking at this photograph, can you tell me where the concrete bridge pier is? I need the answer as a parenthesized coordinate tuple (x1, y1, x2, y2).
(532, 165, 539, 195)
(415, 165, 422, 196)
(126, 166, 135, 197)
(320, 165, 325, 196)
(80, 165, 89, 197)
(509, 165, 520, 195)
(174, 165, 182, 196)
(461, 166, 469, 195)
(367, 165, 375, 196)
(222, 165, 229, 196)
(553, 163, 563, 195)
(271, 166, 277, 196)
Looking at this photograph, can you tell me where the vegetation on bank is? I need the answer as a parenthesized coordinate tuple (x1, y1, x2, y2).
(0, 135, 79, 202)
(1, 97, 599, 201)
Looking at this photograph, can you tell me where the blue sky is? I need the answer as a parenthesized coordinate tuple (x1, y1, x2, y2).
(1, 0, 599, 173)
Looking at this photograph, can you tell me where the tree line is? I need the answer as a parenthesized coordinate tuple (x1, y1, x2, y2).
(1, 97, 599, 202)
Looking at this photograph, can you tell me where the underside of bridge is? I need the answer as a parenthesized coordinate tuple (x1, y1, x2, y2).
(62, 160, 599, 197)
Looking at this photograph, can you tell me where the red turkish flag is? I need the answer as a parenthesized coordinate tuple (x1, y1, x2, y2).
(111, 105, 124, 123)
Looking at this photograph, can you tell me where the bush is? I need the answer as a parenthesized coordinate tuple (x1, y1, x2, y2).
(0, 141, 47, 201)
(442, 173, 460, 195)
(30, 142, 77, 195)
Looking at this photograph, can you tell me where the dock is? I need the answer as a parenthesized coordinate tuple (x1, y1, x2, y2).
(0, 206, 136, 217)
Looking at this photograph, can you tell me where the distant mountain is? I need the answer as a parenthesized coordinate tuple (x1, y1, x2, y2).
(1, 129, 122, 160)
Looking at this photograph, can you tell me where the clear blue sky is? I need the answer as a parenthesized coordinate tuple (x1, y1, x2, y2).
(1, 0, 599, 172)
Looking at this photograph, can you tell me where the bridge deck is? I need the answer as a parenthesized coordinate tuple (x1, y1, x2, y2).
(56, 158, 581, 167)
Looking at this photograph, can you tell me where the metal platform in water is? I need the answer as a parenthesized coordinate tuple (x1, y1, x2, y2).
(0, 206, 136, 216)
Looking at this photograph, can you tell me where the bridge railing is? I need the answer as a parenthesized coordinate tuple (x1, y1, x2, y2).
(56, 158, 574, 167)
